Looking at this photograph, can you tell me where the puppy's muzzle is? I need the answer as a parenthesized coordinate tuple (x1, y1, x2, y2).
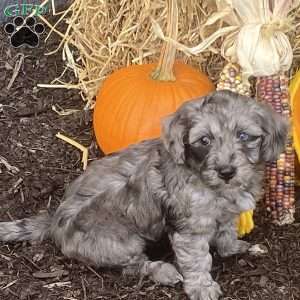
(217, 165, 236, 182)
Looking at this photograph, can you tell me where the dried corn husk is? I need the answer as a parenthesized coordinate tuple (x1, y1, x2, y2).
(154, 0, 299, 78)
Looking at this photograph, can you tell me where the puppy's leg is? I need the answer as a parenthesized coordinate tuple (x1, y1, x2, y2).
(53, 207, 182, 286)
(171, 232, 222, 300)
(52, 205, 147, 269)
(214, 219, 250, 257)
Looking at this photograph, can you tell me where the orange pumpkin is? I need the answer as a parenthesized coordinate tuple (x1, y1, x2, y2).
(94, 62, 214, 154)
(93, 0, 215, 154)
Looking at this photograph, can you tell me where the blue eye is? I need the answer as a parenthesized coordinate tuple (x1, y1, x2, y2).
(200, 136, 211, 146)
(238, 132, 249, 142)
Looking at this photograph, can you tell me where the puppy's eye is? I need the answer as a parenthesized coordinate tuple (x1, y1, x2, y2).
(237, 132, 261, 143)
(199, 136, 211, 146)
(238, 132, 249, 142)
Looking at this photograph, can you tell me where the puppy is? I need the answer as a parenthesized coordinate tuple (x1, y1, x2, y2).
(0, 91, 288, 300)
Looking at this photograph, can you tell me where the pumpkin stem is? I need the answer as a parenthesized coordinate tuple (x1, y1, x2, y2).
(151, 0, 178, 81)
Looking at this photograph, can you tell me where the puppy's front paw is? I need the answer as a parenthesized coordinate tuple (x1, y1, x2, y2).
(141, 261, 183, 286)
(218, 240, 250, 257)
(236, 240, 251, 253)
(185, 274, 222, 300)
(187, 281, 222, 300)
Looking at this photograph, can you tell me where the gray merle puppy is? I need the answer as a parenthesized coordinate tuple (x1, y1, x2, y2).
(0, 90, 288, 300)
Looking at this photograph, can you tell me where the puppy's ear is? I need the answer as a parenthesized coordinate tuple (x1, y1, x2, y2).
(258, 104, 289, 162)
(162, 96, 212, 164)
(162, 113, 187, 164)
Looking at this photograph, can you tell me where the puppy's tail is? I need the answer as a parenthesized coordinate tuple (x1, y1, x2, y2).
(0, 214, 51, 242)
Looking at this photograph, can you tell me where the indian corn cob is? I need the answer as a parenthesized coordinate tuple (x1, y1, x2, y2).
(256, 74, 295, 224)
(217, 63, 251, 96)
(217, 63, 254, 236)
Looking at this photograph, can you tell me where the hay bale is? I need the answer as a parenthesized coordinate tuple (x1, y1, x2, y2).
(41, 0, 300, 107)
(40, 0, 224, 107)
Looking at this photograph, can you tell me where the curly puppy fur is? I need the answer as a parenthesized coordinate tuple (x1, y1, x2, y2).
(0, 91, 288, 299)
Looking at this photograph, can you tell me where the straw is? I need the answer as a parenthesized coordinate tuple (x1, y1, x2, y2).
(39, 1, 299, 107)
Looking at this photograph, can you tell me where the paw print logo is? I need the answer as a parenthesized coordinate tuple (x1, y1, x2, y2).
(4, 16, 45, 48)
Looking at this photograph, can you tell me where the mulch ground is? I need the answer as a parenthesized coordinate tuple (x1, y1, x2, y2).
(0, 16, 300, 300)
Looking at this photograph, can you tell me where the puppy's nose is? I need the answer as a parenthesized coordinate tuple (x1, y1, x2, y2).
(217, 165, 236, 181)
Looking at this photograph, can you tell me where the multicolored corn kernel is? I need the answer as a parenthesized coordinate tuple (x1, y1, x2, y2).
(256, 73, 295, 224)
(217, 63, 250, 96)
